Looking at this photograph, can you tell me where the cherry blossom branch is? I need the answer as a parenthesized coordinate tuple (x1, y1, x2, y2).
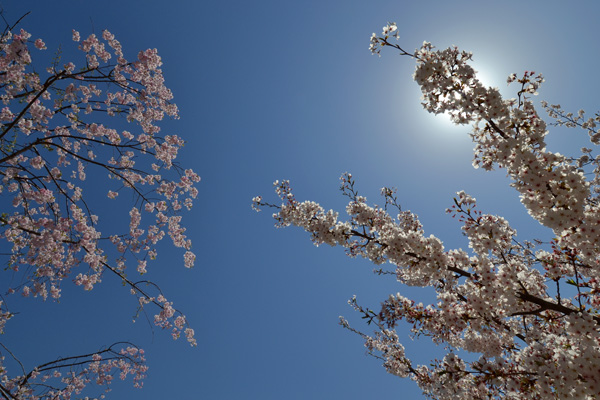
(254, 21, 600, 398)
(0, 72, 66, 141)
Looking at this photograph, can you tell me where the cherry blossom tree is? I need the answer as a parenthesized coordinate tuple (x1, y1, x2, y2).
(255, 23, 600, 399)
(0, 14, 199, 399)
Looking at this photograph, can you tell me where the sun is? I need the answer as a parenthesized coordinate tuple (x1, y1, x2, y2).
(472, 62, 500, 90)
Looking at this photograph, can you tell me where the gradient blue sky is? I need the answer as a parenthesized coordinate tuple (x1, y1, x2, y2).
(1, 1, 599, 399)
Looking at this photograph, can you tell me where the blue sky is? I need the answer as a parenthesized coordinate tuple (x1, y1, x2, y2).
(2, 1, 600, 399)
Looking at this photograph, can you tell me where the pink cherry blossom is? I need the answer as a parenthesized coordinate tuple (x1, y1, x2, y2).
(0, 20, 199, 398)
(256, 24, 600, 399)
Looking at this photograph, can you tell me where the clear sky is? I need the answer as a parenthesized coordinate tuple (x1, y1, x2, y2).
(1, 1, 599, 399)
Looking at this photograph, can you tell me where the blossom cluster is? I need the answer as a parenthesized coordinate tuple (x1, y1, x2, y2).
(255, 25, 600, 399)
(0, 344, 147, 399)
(0, 25, 199, 397)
